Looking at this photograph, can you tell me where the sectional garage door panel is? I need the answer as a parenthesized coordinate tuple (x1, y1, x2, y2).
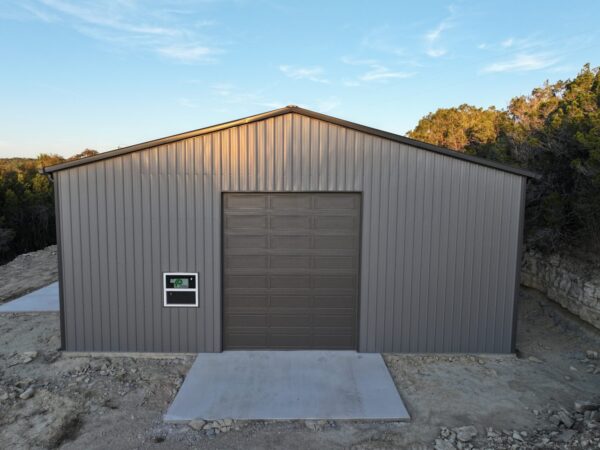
(223, 193, 360, 350)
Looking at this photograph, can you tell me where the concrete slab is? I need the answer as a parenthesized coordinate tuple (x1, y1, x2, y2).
(0, 282, 59, 312)
(165, 350, 410, 422)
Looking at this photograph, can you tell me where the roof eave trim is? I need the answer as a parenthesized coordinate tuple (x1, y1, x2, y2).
(43, 105, 540, 179)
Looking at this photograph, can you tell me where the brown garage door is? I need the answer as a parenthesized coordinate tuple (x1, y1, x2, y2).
(223, 193, 360, 350)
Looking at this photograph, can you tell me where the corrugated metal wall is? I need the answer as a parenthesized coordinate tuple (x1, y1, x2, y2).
(56, 112, 524, 353)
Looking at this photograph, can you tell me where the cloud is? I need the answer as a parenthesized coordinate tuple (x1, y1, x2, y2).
(158, 44, 217, 63)
(425, 21, 451, 43)
(342, 79, 361, 87)
(426, 48, 447, 58)
(359, 65, 415, 82)
(501, 37, 514, 48)
(423, 5, 457, 58)
(340, 56, 378, 66)
(178, 97, 199, 108)
(359, 26, 404, 56)
(279, 65, 329, 83)
(314, 97, 340, 112)
(341, 57, 415, 85)
(21, 0, 221, 63)
(20, 2, 58, 22)
(481, 53, 560, 73)
(209, 83, 285, 109)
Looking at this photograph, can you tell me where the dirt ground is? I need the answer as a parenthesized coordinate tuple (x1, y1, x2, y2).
(0, 245, 58, 304)
(0, 250, 599, 449)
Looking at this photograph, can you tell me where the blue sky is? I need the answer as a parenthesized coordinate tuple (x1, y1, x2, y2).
(0, 0, 598, 158)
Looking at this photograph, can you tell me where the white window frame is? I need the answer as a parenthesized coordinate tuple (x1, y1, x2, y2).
(163, 272, 199, 307)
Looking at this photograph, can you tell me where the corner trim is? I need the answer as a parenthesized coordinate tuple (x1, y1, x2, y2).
(53, 173, 67, 350)
(510, 177, 527, 352)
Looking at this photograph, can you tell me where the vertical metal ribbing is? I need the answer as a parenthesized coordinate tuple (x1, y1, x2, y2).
(59, 112, 525, 354)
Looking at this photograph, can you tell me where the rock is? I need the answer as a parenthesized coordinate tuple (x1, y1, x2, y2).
(512, 431, 524, 442)
(454, 425, 477, 442)
(203, 421, 220, 430)
(19, 386, 35, 400)
(434, 439, 456, 450)
(304, 420, 327, 431)
(188, 420, 206, 431)
(586, 350, 598, 360)
(575, 400, 600, 412)
(528, 356, 543, 363)
(570, 366, 578, 371)
(557, 410, 574, 428)
(558, 429, 577, 442)
(151, 434, 166, 443)
(486, 428, 499, 438)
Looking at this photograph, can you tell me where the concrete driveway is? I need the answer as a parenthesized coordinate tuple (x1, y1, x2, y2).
(165, 350, 409, 422)
(0, 282, 59, 312)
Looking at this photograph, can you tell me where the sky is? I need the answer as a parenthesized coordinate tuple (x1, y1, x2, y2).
(0, 0, 598, 158)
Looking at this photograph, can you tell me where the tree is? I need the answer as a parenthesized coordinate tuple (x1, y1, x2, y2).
(408, 64, 600, 255)
(407, 104, 503, 152)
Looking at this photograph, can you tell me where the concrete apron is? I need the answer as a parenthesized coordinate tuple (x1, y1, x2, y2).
(164, 350, 410, 422)
(0, 282, 59, 313)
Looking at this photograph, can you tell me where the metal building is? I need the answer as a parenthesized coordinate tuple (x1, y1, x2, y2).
(43, 106, 536, 354)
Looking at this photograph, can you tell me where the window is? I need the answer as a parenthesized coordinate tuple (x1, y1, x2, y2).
(163, 273, 198, 307)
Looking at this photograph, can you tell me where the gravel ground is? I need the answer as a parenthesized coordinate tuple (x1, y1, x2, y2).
(0, 249, 599, 449)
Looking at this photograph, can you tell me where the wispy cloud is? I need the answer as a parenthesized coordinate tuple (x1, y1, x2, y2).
(20, 0, 221, 63)
(21, 2, 58, 22)
(360, 26, 404, 56)
(425, 20, 451, 44)
(426, 48, 446, 58)
(209, 83, 286, 110)
(341, 57, 415, 84)
(480, 34, 562, 73)
(158, 44, 218, 63)
(424, 5, 456, 58)
(342, 79, 361, 87)
(313, 97, 340, 113)
(359, 65, 415, 82)
(178, 97, 199, 109)
(279, 65, 329, 83)
(501, 37, 514, 48)
(482, 53, 560, 73)
(340, 56, 378, 66)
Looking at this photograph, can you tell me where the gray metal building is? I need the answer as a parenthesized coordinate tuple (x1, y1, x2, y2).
(44, 106, 536, 354)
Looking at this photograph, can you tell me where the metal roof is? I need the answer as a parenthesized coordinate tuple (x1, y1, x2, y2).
(42, 105, 539, 178)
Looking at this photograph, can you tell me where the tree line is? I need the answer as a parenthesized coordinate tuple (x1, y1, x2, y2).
(409, 64, 600, 255)
(1, 64, 598, 264)
(0, 150, 97, 264)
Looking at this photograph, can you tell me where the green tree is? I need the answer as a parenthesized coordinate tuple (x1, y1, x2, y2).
(408, 64, 600, 255)
(407, 104, 504, 152)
